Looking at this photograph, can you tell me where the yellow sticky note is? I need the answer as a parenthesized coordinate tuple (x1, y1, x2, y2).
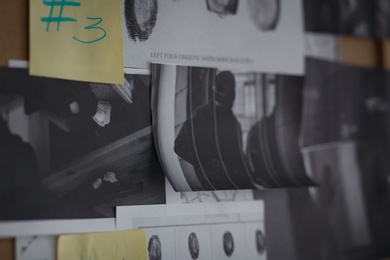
(58, 230, 147, 260)
(30, 0, 124, 84)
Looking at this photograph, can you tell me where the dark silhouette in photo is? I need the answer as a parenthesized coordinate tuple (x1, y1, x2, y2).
(174, 71, 253, 190)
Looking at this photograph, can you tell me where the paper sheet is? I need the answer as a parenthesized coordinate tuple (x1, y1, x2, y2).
(16, 236, 55, 260)
(305, 33, 338, 61)
(122, 0, 304, 75)
(116, 201, 264, 230)
(165, 177, 255, 205)
(30, 0, 123, 84)
(58, 230, 147, 260)
(0, 218, 116, 238)
(116, 201, 265, 260)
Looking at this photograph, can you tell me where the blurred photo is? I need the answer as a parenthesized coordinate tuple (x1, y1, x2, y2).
(0, 68, 165, 220)
(303, 0, 375, 36)
(152, 64, 314, 191)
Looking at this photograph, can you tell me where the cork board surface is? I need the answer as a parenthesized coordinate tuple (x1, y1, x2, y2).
(0, 0, 28, 67)
(0, 239, 14, 260)
(339, 36, 380, 68)
(381, 40, 390, 70)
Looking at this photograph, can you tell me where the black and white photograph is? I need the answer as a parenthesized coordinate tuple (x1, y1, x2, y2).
(290, 58, 390, 260)
(122, 0, 304, 75)
(163, 152, 256, 204)
(303, 0, 376, 37)
(152, 63, 314, 191)
(301, 58, 385, 149)
(0, 67, 165, 221)
(375, 0, 390, 38)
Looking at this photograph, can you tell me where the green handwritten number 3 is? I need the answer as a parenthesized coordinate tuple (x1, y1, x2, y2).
(73, 17, 106, 44)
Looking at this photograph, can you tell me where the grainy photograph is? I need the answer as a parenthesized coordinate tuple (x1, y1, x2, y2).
(0, 67, 165, 221)
(376, 0, 390, 38)
(293, 58, 390, 260)
(303, 0, 375, 37)
(152, 63, 314, 191)
(301, 58, 385, 149)
(122, 0, 304, 75)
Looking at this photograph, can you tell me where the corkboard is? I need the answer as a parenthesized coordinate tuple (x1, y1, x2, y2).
(381, 40, 390, 70)
(0, 239, 14, 260)
(0, 2, 382, 71)
(338, 36, 380, 68)
(0, 0, 28, 67)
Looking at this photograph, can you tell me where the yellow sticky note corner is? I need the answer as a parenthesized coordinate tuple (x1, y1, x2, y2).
(58, 229, 147, 260)
(30, 0, 124, 84)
